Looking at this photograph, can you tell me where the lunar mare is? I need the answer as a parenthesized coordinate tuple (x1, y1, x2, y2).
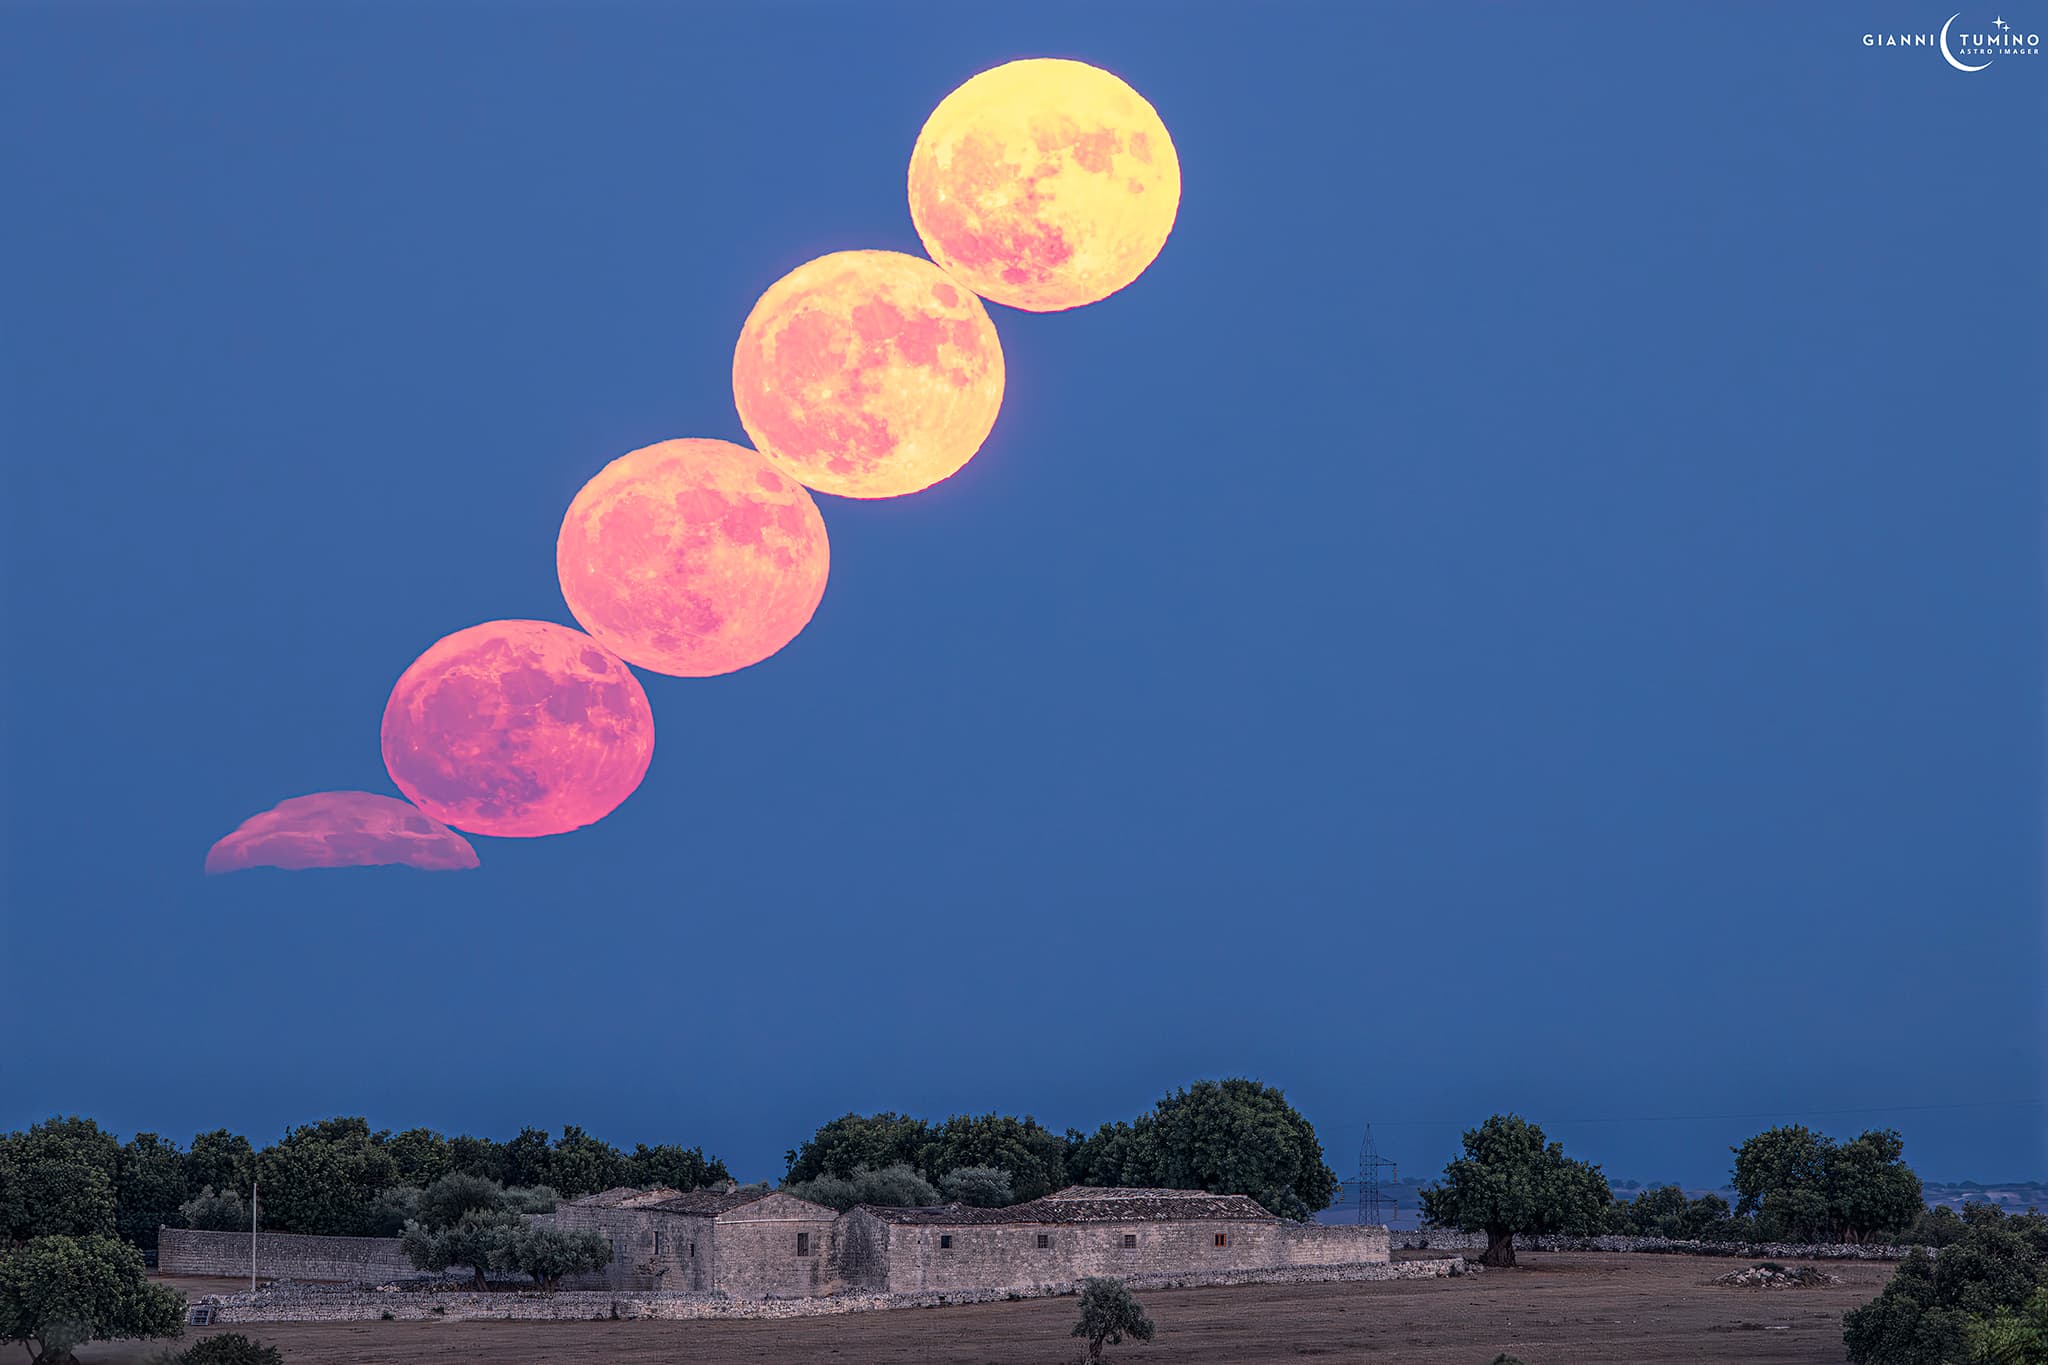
(909, 58, 1181, 313)
(205, 791, 480, 873)
(380, 620, 654, 838)
(557, 438, 829, 677)
(732, 249, 1005, 499)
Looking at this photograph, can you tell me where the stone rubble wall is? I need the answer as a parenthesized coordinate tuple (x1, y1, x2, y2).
(198, 1256, 1468, 1324)
(1392, 1229, 1917, 1260)
(873, 1217, 1388, 1296)
(159, 1228, 420, 1281)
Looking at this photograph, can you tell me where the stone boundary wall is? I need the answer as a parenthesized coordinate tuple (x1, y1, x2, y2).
(1392, 1229, 1917, 1260)
(159, 1228, 421, 1281)
(198, 1257, 1468, 1324)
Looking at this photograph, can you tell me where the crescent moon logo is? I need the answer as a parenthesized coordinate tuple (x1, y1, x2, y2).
(1941, 13, 1994, 70)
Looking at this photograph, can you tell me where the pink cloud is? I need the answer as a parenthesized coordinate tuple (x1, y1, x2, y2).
(205, 791, 480, 874)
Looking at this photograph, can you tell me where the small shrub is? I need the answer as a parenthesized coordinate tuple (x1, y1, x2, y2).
(1491, 1356, 1529, 1365)
(180, 1186, 249, 1233)
(1073, 1277, 1155, 1362)
(380, 1311, 394, 1321)
(175, 1334, 286, 1365)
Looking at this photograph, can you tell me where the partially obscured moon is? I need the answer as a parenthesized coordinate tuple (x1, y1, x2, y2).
(909, 58, 1181, 312)
(380, 620, 654, 838)
(206, 791, 480, 874)
(732, 249, 1005, 499)
(558, 439, 828, 677)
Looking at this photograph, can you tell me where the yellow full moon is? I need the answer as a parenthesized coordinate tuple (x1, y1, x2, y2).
(733, 249, 1005, 500)
(909, 58, 1181, 313)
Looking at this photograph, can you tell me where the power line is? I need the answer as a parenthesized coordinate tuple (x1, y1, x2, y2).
(1344, 1097, 2043, 1129)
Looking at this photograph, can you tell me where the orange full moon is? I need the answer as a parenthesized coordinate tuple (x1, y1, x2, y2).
(380, 620, 654, 838)
(557, 438, 829, 677)
(732, 249, 1005, 499)
(908, 58, 1181, 313)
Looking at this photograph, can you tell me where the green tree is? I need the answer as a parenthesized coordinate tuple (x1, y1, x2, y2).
(500, 1129, 554, 1190)
(1609, 1184, 1691, 1236)
(445, 1135, 509, 1185)
(852, 1164, 939, 1208)
(178, 1187, 247, 1234)
(487, 1222, 612, 1292)
(1733, 1126, 1923, 1245)
(1829, 1130, 1925, 1246)
(168, 1332, 286, 1365)
(253, 1118, 400, 1236)
(502, 1186, 559, 1215)
(1905, 1205, 1970, 1249)
(1071, 1277, 1155, 1363)
(117, 1134, 190, 1251)
(382, 1128, 451, 1186)
(1, 1155, 117, 1242)
(399, 1209, 522, 1291)
(414, 1173, 505, 1230)
(788, 1164, 940, 1212)
(0, 1235, 185, 1364)
(785, 1114, 930, 1185)
(940, 1166, 1015, 1208)
(920, 1115, 1067, 1202)
(621, 1144, 731, 1193)
(0, 1120, 126, 1244)
(544, 1127, 624, 1198)
(1418, 1114, 1612, 1268)
(784, 1174, 860, 1211)
(1067, 1079, 1342, 1221)
(183, 1133, 254, 1204)
(10, 1120, 122, 1184)
(1733, 1124, 1834, 1242)
(1964, 1285, 2048, 1365)
(363, 1185, 421, 1238)
(1843, 1205, 2045, 1365)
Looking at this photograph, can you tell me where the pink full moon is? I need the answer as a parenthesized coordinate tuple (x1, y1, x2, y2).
(557, 438, 830, 678)
(380, 620, 654, 838)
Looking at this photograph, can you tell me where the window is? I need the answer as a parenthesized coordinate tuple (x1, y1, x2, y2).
(796, 1232, 810, 1256)
(1123, 1234, 1137, 1249)
(1036, 1234, 1050, 1249)
(1214, 1233, 1228, 1248)
(689, 1240, 696, 1257)
(654, 1230, 664, 1256)
(940, 1235, 953, 1250)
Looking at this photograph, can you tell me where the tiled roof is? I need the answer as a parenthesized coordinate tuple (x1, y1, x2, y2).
(644, 1188, 779, 1217)
(570, 1187, 686, 1209)
(856, 1186, 1277, 1226)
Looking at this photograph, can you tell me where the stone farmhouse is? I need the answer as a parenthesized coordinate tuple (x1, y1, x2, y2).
(549, 1186, 840, 1297)
(548, 1184, 1389, 1297)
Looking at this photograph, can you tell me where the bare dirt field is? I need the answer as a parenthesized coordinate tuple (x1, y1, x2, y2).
(95, 1251, 1891, 1364)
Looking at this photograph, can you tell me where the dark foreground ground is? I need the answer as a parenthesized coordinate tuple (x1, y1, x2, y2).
(97, 1251, 1892, 1364)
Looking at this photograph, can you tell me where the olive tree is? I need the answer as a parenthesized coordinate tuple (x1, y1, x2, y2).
(1418, 1114, 1611, 1267)
(0, 1235, 185, 1364)
(1072, 1277, 1155, 1362)
(488, 1222, 612, 1291)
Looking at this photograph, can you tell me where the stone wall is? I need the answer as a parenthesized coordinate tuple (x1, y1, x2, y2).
(158, 1228, 420, 1282)
(710, 1194, 839, 1299)
(545, 1201, 700, 1291)
(196, 1255, 1468, 1325)
(871, 1218, 1388, 1296)
(1392, 1229, 1915, 1260)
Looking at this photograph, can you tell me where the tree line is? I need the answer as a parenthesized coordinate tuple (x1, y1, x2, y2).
(0, 1115, 730, 1249)
(1422, 1116, 1948, 1267)
(0, 1077, 1338, 1261)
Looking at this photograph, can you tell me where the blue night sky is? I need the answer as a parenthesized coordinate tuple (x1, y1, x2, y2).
(2, 3, 2041, 1190)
